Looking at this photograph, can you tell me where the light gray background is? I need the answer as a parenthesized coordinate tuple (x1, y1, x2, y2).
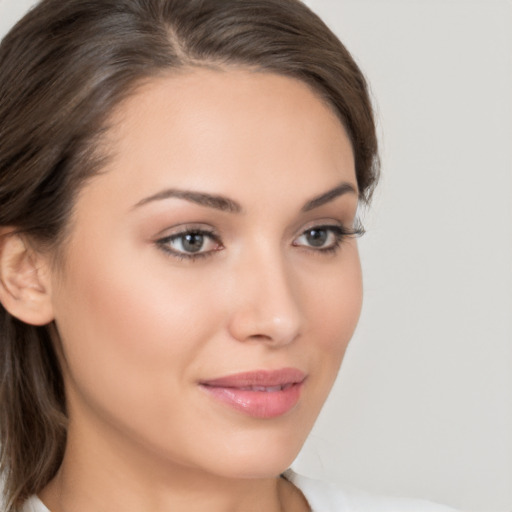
(1, 1, 511, 511)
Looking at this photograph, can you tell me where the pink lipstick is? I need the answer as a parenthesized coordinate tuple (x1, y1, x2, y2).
(200, 368, 306, 419)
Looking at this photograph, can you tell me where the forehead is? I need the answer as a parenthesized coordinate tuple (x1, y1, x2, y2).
(79, 68, 356, 212)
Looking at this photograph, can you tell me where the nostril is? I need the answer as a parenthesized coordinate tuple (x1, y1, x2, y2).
(227, 307, 301, 345)
(248, 334, 272, 341)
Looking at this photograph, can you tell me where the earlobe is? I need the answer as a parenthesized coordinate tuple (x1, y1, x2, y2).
(0, 228, 55, 326)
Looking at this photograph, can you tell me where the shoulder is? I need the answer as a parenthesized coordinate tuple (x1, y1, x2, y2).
(283, 470, 460, 512)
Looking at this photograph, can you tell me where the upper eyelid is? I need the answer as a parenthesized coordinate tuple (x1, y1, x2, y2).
(293, 225, 349, 243)
(157, 230, 222, 250)
(294, 219, 358, 236)
(154, 223, 219, 240)
(154, 222, 360, 261)
(155, 228, 222, 260)
(153, 219, 360, 241)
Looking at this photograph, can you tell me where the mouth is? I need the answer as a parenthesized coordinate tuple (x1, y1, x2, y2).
(199, 368, 306, 419)
(235, 383, 295, 392)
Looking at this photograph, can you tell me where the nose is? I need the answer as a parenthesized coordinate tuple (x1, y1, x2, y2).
(226, 249, 302, 346)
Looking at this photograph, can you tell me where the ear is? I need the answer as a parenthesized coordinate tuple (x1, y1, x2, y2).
(0, 228, 55, 326)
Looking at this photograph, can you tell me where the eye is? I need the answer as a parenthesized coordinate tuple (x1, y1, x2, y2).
(156, 228, 222, 260)
(298, 227, 333, 247)
(293, 223, 363, 253)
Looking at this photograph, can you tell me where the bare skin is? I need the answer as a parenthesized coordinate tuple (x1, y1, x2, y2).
(18, 68, 360, 512)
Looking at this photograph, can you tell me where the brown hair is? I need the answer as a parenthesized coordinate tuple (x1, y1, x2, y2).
(0, 0, 379, 509)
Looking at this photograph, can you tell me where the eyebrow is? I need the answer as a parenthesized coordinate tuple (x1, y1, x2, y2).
(133, 189, 242, 213)
(301, 182, 357, 212)
(132, 182, 357, 213)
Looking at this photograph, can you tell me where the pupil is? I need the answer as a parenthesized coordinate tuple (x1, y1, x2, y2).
(183, 233, 204, 253)
(306, 229, 327, 247)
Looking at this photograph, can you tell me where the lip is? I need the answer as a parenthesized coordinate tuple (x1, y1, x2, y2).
(199, 368, 306, 419)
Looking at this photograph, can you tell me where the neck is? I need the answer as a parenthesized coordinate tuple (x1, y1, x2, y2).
(38, 415, 308, 512)
(41, 470, 288, 512)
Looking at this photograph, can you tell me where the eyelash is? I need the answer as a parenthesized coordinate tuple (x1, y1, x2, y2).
(156, 222, 364, 262)
(156, 228, 222, 261)
(292, 223, 364, 256)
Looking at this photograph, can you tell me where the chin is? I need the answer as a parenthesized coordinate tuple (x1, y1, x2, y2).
(204, 450, 301, 481)
(161, 386, 327, 481)
(184, 420, 311, 480)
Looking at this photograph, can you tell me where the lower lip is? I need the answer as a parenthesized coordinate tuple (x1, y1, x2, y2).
(200, 382, 304, 419)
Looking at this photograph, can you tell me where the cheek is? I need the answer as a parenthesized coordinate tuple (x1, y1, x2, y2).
(300, 246, 363, 388)
(50, 235, 224, 423)
(306, 246, 362, 347)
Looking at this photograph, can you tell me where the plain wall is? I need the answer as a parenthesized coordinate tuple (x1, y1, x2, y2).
(1, 1, 511, 511)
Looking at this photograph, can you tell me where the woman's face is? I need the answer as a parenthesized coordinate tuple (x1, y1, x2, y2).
(48, 68, 362, 479)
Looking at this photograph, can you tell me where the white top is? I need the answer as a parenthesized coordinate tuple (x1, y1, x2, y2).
(21, 470, 458, 512)
(283, 470, 458, 511)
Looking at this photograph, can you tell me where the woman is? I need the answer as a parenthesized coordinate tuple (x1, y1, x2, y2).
(0, 0, 456, 511)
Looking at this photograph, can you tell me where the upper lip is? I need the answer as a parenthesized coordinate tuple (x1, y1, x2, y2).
(200, 368, 306, 388)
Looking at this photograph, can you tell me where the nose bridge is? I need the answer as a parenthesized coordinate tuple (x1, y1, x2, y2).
(227, 241, 302, 345)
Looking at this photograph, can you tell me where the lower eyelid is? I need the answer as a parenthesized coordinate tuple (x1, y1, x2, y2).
(292, 229, 337, 249)
(154, 228, 221, 257)
(155, 223, 359, 259)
